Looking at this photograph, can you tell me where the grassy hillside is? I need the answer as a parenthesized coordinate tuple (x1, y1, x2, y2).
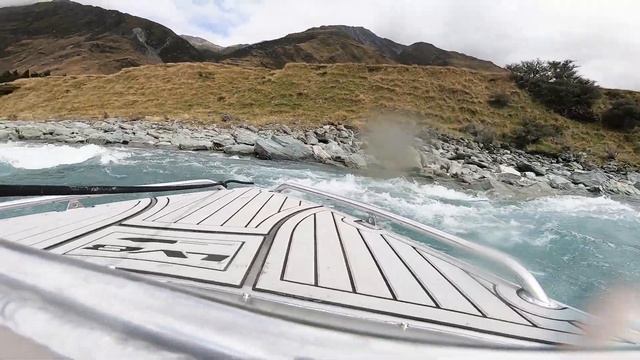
(1, 62, 639, 165)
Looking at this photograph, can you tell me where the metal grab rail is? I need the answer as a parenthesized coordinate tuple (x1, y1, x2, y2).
(0, 179, 223, 212)
(273, 182, 553, 307)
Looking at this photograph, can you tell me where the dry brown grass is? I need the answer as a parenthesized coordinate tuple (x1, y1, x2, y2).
(1, 62, 639, 165)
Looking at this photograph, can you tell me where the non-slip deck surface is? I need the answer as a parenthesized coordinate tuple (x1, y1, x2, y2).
(0, 188, 632, 346)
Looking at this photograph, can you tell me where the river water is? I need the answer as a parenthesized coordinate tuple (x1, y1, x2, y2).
(1, 142, 639, 311)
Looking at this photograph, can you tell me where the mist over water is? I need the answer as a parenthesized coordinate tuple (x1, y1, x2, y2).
(1, 142, 639, 310)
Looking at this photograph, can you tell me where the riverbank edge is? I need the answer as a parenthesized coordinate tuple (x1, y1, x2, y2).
(1, 119, 639, 199)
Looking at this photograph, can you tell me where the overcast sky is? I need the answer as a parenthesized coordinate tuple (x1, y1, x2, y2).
(2, 0, 639, 90)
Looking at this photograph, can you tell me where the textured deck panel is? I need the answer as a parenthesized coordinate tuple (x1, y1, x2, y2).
(0, 187, 609, 346)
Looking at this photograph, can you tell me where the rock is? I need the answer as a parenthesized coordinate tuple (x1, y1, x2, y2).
(254, 135, 313, 160)
(0, 129, 14, 141)
(517, 182, 555, 198)
(312, 145, 332, 163)
(464, 158, 490, 169)
(447, 161, 464, 177)
(570, 171, 608, 188)
(86, 133, 116, 145)
(516, 162, 546, 176)
(498, 165, 521, 176)
(223, 144, 254, 155)
(627, 172, 640, 185)
(602, 180, 640, 196)
(210, 133, 236, 149)
(497, 172, 521, 185)
(305, 131, 319, 145)
(172, 135, 211, 151)
(51, 126, 73, 137)
(523, 172, 537, 179)
(17, 126, 44, 140)
(233, 128, 258, 145)
(321, 140, 347, 161)
(344, 153, 368, 169)
(547, 174, 573, 190)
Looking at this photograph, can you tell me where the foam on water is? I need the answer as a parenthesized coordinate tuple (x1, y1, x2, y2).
(0, 143, 131, 170)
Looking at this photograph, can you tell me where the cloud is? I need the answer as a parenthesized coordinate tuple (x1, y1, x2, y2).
(3, 0, 639, 90)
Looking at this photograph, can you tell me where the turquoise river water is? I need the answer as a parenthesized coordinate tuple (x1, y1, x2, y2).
(1, 142, 639, 311)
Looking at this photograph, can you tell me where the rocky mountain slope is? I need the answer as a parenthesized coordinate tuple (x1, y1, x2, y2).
(219, 25, 504, 72)
(0, 1, 503, 74)
(0, 0, 202, 75)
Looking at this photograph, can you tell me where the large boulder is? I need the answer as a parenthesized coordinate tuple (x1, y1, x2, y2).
(498, 165, 521, 176)
(602, 180, 640, 196)
(570, 171, 608, 188)
(223, 144, 254, 155)
(312, 145, 332, 163)
(211, 133, 236, 149)
(233, 128, 258, 145)
(254, 135, 313, 160)
(321, 140, 348, 161)
(0, 129, 14, 141)
(171, 135, 211, 151)
(344, 153, 368, 169)
(17, 126, 44, 140)
(305, 131, 319, 145)
(516, 161, 546, 176)
(547, 174, 573, 190)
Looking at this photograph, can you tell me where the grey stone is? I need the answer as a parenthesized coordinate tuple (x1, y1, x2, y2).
(18, 126, 44, 140)
(344, 153, 368, 169)
(233, 128, 258, 145)
(223, 144, 255, 155)
(86, 133, 116, 145)
(602, 180, 640, 196)
(570, 171, 608, 187)
(321, 141, 347, 161)
(305, 131, 319, 145)
(0, 129, 14, 141)
(254, 136, 313, 161)
(312, 145, 332, 163)
(516, 161, 546, 176)
(547, 175, 573, 190)
(210, 133, 236, 148)
(498, 165, 521, 176)
(523, 172, 537, 179)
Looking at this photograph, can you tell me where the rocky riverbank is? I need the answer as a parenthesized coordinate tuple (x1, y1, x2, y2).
(1, 119, 639, 199)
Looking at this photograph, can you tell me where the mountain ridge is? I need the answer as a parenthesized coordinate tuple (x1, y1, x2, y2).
(0, 1, 504, 75)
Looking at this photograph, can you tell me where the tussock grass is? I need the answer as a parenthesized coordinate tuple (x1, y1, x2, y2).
(1, 62, 639, 165)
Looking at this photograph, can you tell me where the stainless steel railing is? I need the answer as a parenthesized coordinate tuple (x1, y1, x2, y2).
(273, 182, 553, 307)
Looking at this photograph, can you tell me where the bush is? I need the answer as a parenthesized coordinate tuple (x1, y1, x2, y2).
(506, 59, 601, 122)
(488, 92, 510, 108)
(601, 100, 640, 131)
(0, 69, 51, 83)
(511, 118, 562, 149)
(463, 123, 497, 145)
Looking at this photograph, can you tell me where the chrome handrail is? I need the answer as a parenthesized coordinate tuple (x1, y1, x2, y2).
(0, 179, 222, 212)
(273, 182, 553, 307)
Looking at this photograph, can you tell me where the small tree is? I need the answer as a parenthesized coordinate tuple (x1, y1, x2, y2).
(507, 59, 601, 122)
(510, 118, 562, 149)
(602, 100, 640, 131)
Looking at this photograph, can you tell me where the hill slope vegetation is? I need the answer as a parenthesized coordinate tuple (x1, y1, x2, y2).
(1, 62, 639, 165)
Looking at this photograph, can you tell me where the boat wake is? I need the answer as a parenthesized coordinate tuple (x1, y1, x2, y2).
(0, 143, 131, 170)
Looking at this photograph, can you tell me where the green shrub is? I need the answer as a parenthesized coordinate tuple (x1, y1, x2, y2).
(507, 59, 601, 122)
(510, 118, 562, 149)
(601, 100, 640, 131)
(488, 92, 510, 108)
